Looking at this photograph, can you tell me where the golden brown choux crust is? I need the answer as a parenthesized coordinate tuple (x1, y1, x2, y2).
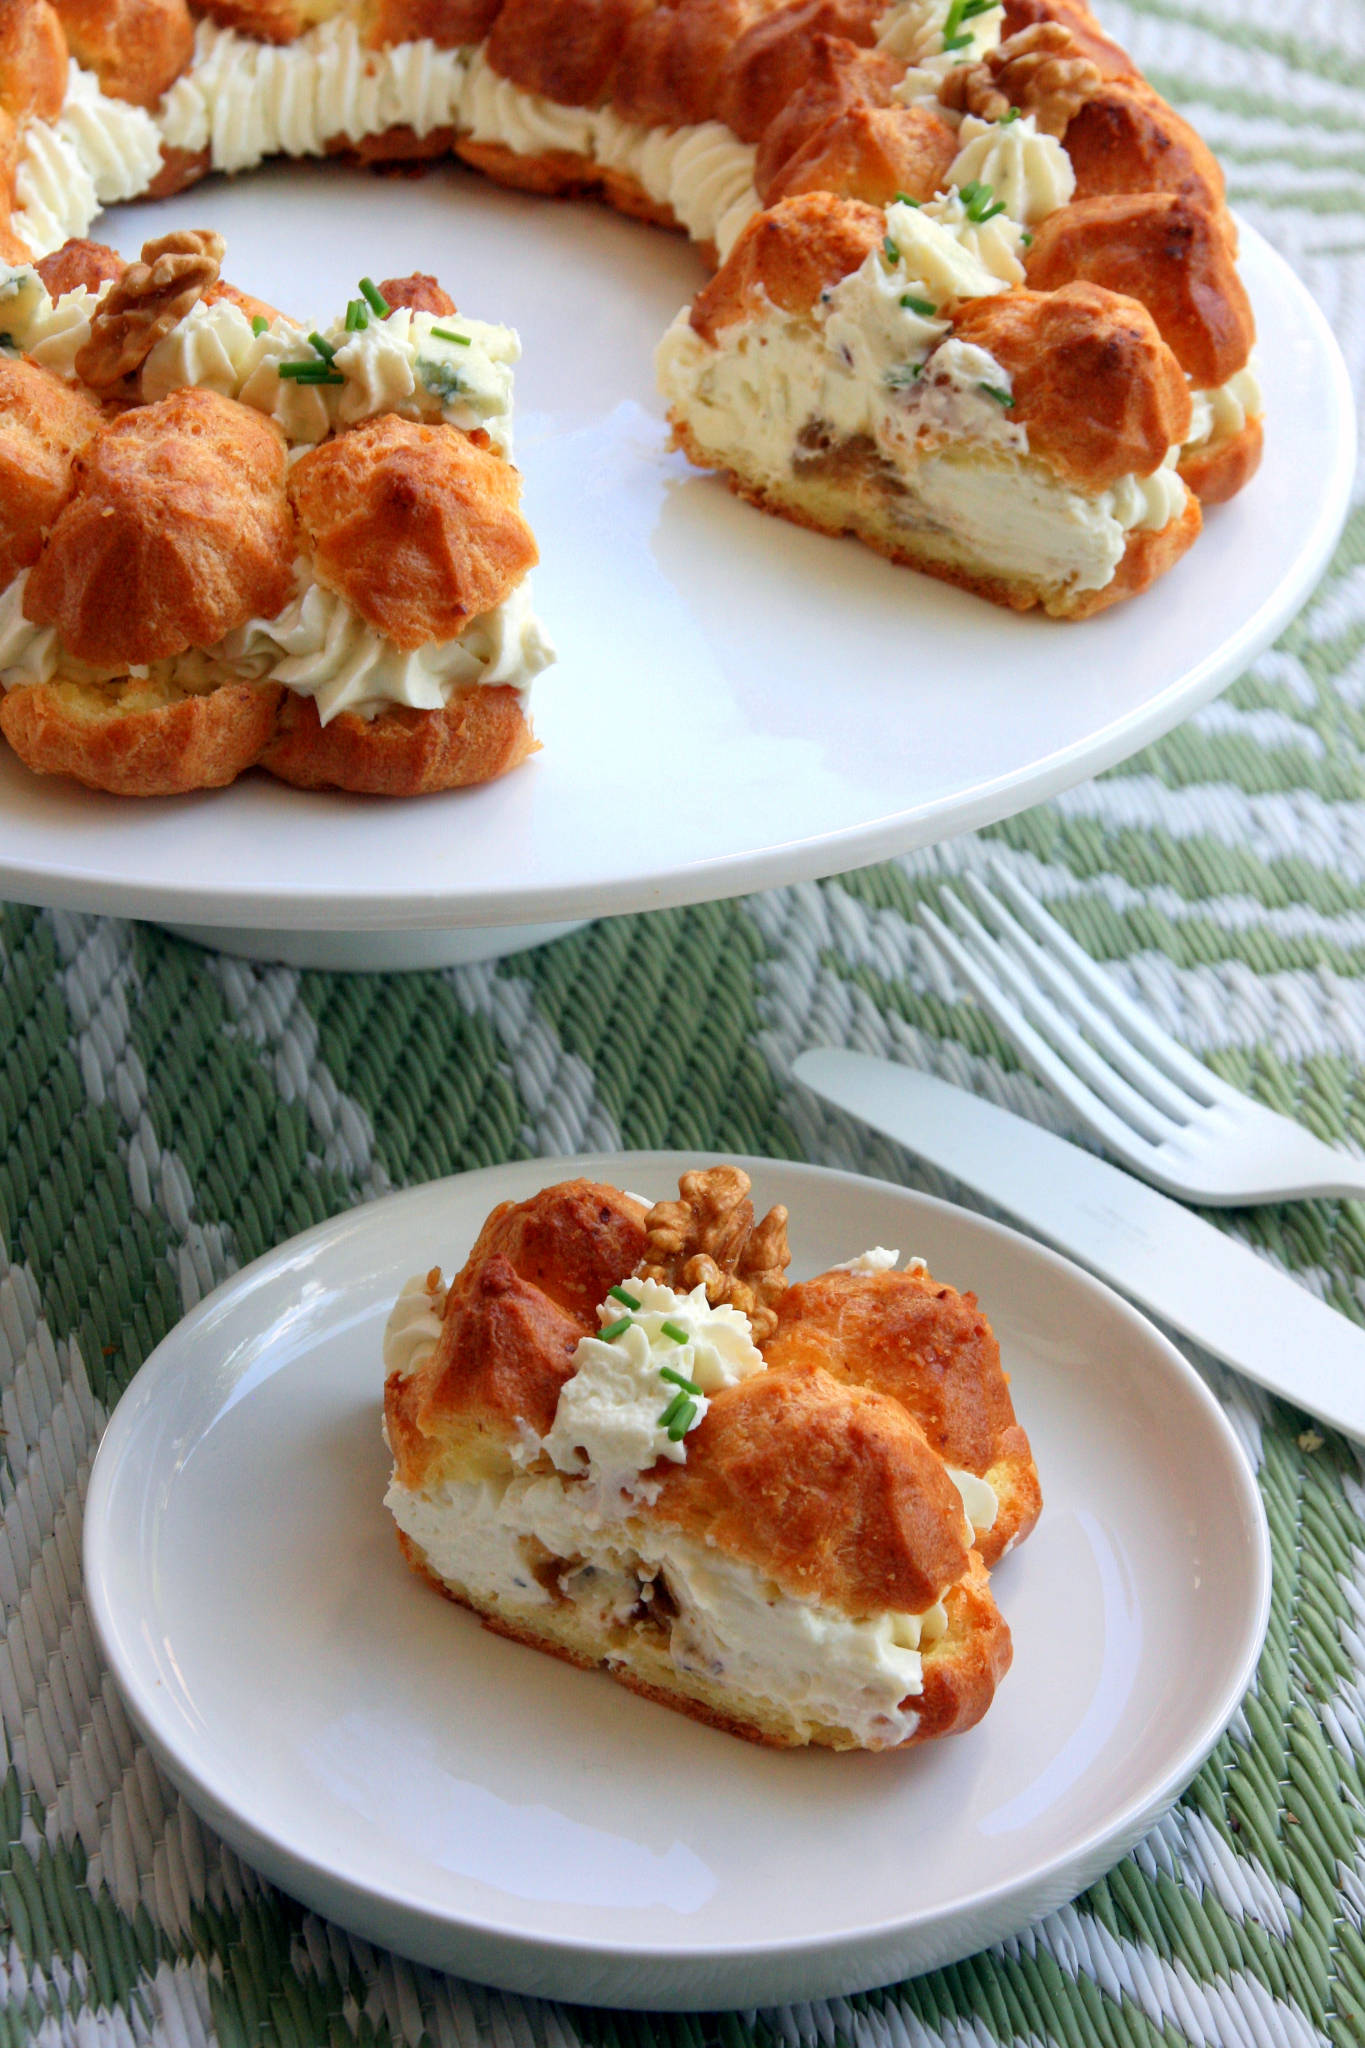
(951, 282, 1192, 491)
(376, 272, 456, 316)
(0, 675, 282, 796)
(653, 1363, 972, 1618)
(765, 103, 960, 210)
(24, 389, 295, 668)
(452, 1181, 649, 1329)
(191, 0, 302, 40)
(203, 277, 282, 325)
(764, 1267, 1042, 1566)
(690, 190, 883, 342)
(288, 416, 538, 651)
(1065, 79, 1226, 216)
(35, 239, 127, 301)
(52, 0, 193, 106)
(146, 146, 211, 199)
(913, 1551, 1013, 1744)
(0, 222, 30, 267)
(0, 0, 65, 122)
(754, 34, 901, 199)
(0, 358, 102, 588)
(453, 134, 601, 196)
(1178, 415, 1262, 504)
(1024, 193, 1254, 386)
(611, 0, 761, 131)
(260, 685, 538, 795)
(486, 0, 651, 108)
(370, 0, 505, 43)
(1001, 0, 1137, 79)
(388, 1253, 587, 1488)
(1059, 489, 1201, 616)
(717, 0, 883, 144)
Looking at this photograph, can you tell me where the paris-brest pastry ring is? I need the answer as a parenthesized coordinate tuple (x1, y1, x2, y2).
(0, 0, 1260, 795)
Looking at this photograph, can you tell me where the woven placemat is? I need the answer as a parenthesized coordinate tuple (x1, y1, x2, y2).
(5, 1, 1365, 2039)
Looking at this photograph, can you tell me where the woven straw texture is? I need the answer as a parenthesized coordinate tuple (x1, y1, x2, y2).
(5, 1, 1365, 2039)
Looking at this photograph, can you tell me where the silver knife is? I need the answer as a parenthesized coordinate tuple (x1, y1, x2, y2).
(793, 1047, 1365, 1444)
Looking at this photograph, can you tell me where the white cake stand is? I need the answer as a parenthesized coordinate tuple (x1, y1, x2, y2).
(0, 166, 1350, 969)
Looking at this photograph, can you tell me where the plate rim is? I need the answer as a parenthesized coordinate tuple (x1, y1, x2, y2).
(83, 1149, 1273, 2000)
(3, 218, 1355, 933)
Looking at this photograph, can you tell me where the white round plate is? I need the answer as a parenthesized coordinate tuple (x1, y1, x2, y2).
(85, 1151, 1270, 2011)
(0, 168, 1350, 935)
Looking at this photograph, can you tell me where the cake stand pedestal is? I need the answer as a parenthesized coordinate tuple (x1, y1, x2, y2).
(158, 920, 590, 971)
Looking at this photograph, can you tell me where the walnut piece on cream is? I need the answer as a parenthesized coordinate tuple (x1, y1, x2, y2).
(638, 1166, 791, 1342)
(75, 228, 225, 389)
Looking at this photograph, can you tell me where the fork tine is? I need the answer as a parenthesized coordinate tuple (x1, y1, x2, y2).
(962, 873, 1202, 1127)
(935, 890, 1186, 1148)
(917, 903, 1168, 1164)
(988, 861, 1228, 1109)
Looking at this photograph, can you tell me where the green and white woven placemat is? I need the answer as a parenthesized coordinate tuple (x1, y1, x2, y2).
(5, 0, 1365, 2038)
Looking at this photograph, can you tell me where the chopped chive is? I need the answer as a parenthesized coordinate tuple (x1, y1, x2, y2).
(960, 179, 1007, 224)
(943, 0, 967, 38)
(942, 30, 972, 47)
(251, 314, 268, 336)
(999, 105, 1021, 123)
(667, 1399, 698, 1442)
(660, 1364, 702, 1394)
(882, 235, 900, 264)
(900, 294, 938, 316)
(978, 382, 1015, 406)
(344, 297, 369, 331)
(276, 361, 344, 384)
(1020, 229, 1034, 245)
(359, 276, 390, 316)
(661, 1320, 691, 1345)
(598, 1314, 632, 1342)
(308, 329, 337, 363)
(608, 1285, 642, 1310)
(658, 1390, 689, 1430)
(431, 325, 471, 346)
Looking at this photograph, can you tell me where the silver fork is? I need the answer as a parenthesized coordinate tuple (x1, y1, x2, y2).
(915, 861, 1365, 1206)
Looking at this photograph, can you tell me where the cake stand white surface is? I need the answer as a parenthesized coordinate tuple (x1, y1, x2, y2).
(0, 166, 1351, 970)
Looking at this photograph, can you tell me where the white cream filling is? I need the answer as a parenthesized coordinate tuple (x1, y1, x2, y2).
(138, 293, 518, 454)
(876, 0, 1003, 68)
(0, 563, 554, 722)
(1185, 362, 1261, 451)
(13, 63, 163, 257)
(946, 114, 1075, 228)
(538, 1277, 765, 1516)
(386, 1468, 948, 1748)
(153, 14, 761, 262)
(384, 1272, 446, 1380)
(158, 12, 469, 173)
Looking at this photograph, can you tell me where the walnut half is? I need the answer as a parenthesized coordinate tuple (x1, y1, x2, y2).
(937, 22, 1102, 137)
(74, 228, 226, 391)
(638, 1166, 790, 1343)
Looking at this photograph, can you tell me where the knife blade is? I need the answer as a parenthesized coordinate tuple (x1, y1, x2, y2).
(793, 1047, 1365, 1444)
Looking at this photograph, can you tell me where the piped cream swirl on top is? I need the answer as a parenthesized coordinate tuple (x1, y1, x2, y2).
(14, 62, 164, 256)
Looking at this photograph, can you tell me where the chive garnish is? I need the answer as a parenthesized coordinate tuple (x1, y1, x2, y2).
(667, 1399, 698, 1443)
(979, 382, 1015, 406)
(942, 30, 972, 48)
(308, 330, 337, 363)
(608, 1285, 641, 1310)
(660, 1364, 702, 1394)
(658, 1390, 690, 1430)
(251, 314, 268, 336)
(359, 276, 389, 316)
(960, 179, 1007, 224)
(1000, 105, 1021, 123)
(901, 294, 938, 316)
(344, 297, 369, 331)
(661, 1320, 691, 1345)
(431, 325, 471, 346)
(883, 235, 900, 264)
(1020, 230, 1034, 245)
(276, 361, 344, 384)
(599, 1314, 632, 1342)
